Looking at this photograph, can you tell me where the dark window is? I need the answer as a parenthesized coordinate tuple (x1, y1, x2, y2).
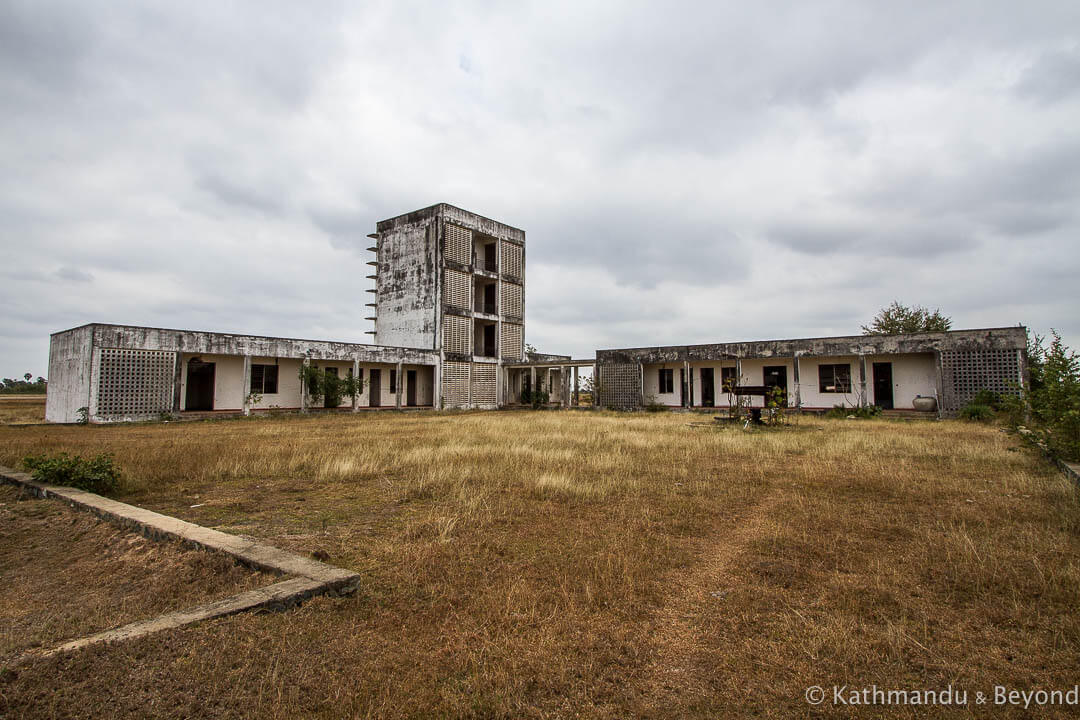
(721, 367, 737, 393)
(390, 369, 397, 393)
(250, 364, 279, 394)
(658, 368, 674, 394)
(818, 363, 852, 393)
(325, 366, 339, 377)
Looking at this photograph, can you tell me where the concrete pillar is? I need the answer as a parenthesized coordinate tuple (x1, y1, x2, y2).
(793, 355, 802, 409)
(562, 368, 570, 409)
(573, 366, 579, 407)
(530, 366, 536, 403)
(172, 352, 184, 413)
(352, 359, 360, 412)
(639, 363, 645, 407)
(593, 364, 600, 407)
(300, 357, 310, 413)
(395, 361, 403, 409)
(241, 355, 252, 416)
(859, 354, 868, 407)
(683, 360, 690, 407)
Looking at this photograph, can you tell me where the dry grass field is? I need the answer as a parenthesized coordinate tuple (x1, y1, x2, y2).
(0, 484, 273, 661)
(0, 395, 46, 425)
(0, 409, 1078, 718)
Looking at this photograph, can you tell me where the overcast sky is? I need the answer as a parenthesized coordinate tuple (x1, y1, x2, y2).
(2, 1, 1078, 378)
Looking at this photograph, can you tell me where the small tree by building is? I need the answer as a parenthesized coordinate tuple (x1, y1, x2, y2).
(862, 301, 952, 335)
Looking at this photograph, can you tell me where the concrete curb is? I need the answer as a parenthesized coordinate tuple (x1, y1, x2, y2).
(0, 467, 359, 587)
(0, 466, 362, 662)
(31, 577, 330, 661)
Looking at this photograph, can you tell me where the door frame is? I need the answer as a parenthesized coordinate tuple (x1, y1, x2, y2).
(369, 368, 381, 407)
(700, 367, 715, 407)
(184, 360, 215, 411)
(872, 362, 894, 410)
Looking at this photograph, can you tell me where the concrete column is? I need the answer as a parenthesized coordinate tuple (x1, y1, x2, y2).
(793, 355, 802, 409)
(562, 368, 570, 409)
(639, 363, 645, 407)
(241, 355, 252, 416)
(859, 354, 868, 407)
(683, 360, 690, 407)
(300, 357, 310, 413)
(395, 361, 403, 409)
(172, 352, 184, 413)
(573, 366, 579, 407)
(530, 366, 536, 404)
(352, 359, 360, 412)
(735, 357, 742, 385)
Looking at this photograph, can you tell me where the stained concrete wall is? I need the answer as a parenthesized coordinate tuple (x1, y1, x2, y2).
(373, 219, 438, 350)
(45, 325, 94, 423)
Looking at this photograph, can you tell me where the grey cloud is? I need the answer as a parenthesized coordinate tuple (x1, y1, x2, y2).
(1, 0, 1079, 376)
(55, 267, 93, 283)
(1015, 48, 1080, 103)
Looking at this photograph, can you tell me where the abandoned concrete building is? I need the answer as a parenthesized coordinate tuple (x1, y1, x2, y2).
(594, 326, 1028, 415)
(44, 203, 1028, 423)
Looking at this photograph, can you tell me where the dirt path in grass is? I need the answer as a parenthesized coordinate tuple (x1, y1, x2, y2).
(634, 485, 786, 710)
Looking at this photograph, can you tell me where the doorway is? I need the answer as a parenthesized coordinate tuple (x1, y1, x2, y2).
(763, 365, 788, 405)
(700, 367, 715, 407)
(406, 370, 417, 406)
(872, 362, 893, 409)
(184, 361, 215, 411)
(369, 369, 381, 407)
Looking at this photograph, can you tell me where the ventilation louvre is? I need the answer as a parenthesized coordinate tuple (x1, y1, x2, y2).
(445, 224, 472, 265)
(97, 349, 175, 419)
(442, 360, 470, 408)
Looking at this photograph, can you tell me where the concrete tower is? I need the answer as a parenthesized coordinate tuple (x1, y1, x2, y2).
(368, 204, 525, 408)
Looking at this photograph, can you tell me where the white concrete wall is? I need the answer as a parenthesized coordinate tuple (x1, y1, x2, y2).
(797, 356, 862, 410)
(356, 363, 398, 407)
(867, 353, 937, 409)
(689, 361, 737, 407)
(179, 353, 244, 411)
(249, 358, 302, 410)
(45, 326, 95, 423)
(643, 362, 683, 406)
(402, 364, 435, 406)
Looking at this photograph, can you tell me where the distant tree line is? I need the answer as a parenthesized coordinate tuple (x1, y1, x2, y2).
(0, 373, 47, 394)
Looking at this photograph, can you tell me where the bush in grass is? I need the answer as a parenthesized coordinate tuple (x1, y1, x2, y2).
(958, 403, 994, 422)
(22, 453, 122, 494)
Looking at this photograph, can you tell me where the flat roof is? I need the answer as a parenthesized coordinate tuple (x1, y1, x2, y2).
(50, 322, 432, 353)
(596, 326, 1027, 354)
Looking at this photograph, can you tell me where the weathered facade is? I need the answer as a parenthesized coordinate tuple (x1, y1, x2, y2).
(46, 324, 439, 423)
(595, 327, 1028, 416)
(45, 201, 1030, 423)
(370, 204, 526, 409)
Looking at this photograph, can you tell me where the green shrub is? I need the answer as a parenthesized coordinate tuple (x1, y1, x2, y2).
(22, 453, 122, 494)
(971, 389, 1003, 411)
(959, 404, 994, 422)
